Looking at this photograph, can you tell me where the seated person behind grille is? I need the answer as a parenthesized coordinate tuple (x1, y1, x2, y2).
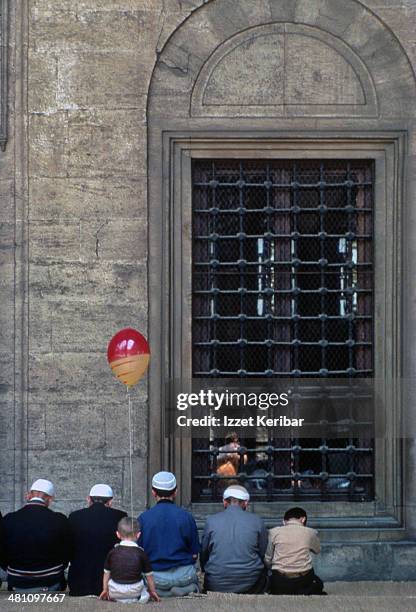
(265, 507, 325, 596)
(100, 517, 159, 603)
(138, 472, 200, 598)
(216, 432, 248, 487)
(201, 485, 268, 594)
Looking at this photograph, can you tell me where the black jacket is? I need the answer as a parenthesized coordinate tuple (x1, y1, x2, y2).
(68, 502, 127, 596)
(0, 501, 71, 589)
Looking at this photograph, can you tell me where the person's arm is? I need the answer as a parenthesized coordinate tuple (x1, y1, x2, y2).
(258, 520, 269, 561)
(264, 531, 274, 568)
(100, 551, 113, 600)
(144, 574, 160, 602)
(99, 571, 111, 600)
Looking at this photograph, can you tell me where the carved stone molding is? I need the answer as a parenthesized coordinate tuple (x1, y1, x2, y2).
(191, 23, 378, 118)
(149, 0, 416, 122)
(0, 0, 8, 151)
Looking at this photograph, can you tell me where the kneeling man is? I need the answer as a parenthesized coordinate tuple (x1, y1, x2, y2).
(265, 507, 325, 595)
(201, 485, 268, 593)
(68, 484, 127, 596)
(138, 472, 200, 597)
(0, 479, 70, 592)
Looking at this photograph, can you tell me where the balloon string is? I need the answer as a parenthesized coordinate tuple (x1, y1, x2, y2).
(127, 387, 134, 528)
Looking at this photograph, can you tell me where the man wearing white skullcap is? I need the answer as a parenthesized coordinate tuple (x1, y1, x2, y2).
(201, 484, 268, 593)
(0, 479, 71, 592)
(67, 484, 127, 597)
(138, 472, 200, 597)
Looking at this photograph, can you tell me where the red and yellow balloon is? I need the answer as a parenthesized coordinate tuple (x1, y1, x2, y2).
(107, 328, 150, 388)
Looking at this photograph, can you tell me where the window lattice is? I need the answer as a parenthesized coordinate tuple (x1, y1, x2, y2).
(191, 159, 374, 503)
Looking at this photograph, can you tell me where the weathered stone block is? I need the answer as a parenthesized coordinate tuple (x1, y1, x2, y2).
(56, 54, 150, 108)
(28, 50, 59, 113)
(104, 397, 148, 458)
(30, 109, 145, 178)
(29, 221, 81, 263)
(28, 403, 47, 451)
(28, 265, 50, 298)
(204, 32, 284, 106)
(269, 0, 297, 21)
(29, 297, 53, 353)
(362, 1, 413, 7)
(151, 42, 202, 97)
(31, 1, 163, 13)
(373, 7, 416, 53)
(31, 5, 150, 53)
(66, 110, 145, 178)
(29, 112, 69, 178)
(0, 266, 15, 351)
(30, 262, 147, 303)
(148, 92, 192, 120)
(80, 217, 147, 263)
(285, 34, 364, 105)
(27, 450, 125, 503)
(315, 0, 363, 37)
(0, 179, 15, 222)
(30, 7, 145, 53)
(312, 542, 416, 581)
(315, 544, 365, 580)
(45, 401, 105, 451)
(29, 177, 146, 221)
(49, 301, 147, 352)
(0, 140, 16, 180)
(122, 455, 147, 513)
(0, 401, 16, 450)
(0, 453, 15, 506)
(0, 223, 15, 266)
(154, 10, 198, 55)
(0, 352, 14, 400)
(202, 0, 272, 43)
(29, 352, 148, 402)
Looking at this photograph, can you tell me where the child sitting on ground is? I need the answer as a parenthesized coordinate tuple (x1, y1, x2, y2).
(265, 507, 325, 596)
(99, 517, 160, 604)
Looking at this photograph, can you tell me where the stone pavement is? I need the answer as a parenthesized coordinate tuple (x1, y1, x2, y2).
(1, 583, 416, 612)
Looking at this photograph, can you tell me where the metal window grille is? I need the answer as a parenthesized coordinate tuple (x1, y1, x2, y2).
(191, 159, 374, 503)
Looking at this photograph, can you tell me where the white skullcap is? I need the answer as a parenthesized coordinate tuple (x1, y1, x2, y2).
(152, 471, 177, 491)
(30, 479, 55, 497)
(89, 484, 113, 498)
(223, 485, 250, 502)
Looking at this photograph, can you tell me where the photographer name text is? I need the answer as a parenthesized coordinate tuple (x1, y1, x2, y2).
(176, 414, 304, 427)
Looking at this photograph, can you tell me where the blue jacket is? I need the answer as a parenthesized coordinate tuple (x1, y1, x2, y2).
(138, 500, 200, 571)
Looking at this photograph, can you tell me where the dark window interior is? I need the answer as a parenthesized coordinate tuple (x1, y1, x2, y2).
(191, 159, 374, 502)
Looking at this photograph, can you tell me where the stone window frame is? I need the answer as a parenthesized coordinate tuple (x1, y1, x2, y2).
(148, 131, 406, 533)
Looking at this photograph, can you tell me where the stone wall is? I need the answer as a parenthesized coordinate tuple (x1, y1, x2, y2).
(0, 0, 18, 517)
(1, 0, 416, 526)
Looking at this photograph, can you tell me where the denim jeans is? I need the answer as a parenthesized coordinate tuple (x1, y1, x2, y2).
(151, 565, 199, 597)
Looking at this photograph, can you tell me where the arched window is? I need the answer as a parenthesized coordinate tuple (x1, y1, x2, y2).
(147, 0, 414, 531)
